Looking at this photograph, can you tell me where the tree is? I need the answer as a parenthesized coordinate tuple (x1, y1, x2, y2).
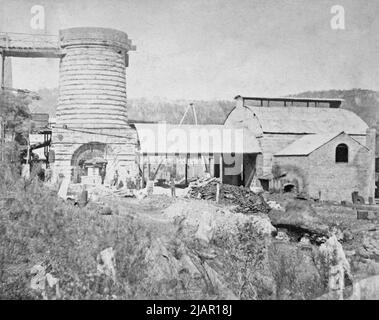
(0, 91, 32, 143)
(0, 91, 32, 163)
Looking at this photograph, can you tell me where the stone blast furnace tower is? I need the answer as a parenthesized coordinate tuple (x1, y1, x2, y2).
(52, 27, 137, 184)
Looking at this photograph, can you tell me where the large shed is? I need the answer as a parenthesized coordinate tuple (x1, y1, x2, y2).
(133, 123, 262, 185)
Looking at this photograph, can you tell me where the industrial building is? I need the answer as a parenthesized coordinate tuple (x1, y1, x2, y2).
(1, 27, 377, 203)
(224, 96, 376, 203)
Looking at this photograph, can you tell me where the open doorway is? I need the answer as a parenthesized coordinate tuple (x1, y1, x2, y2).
(283, 183, 296, 193)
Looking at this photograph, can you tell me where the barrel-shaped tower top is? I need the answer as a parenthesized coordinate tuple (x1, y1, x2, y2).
(59, 27, 135, 51)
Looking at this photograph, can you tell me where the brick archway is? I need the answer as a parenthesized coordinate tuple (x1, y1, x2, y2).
(71, 142, 111, 183)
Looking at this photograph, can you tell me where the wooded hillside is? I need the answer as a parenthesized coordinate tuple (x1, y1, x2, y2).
(30, 88, 379, 130)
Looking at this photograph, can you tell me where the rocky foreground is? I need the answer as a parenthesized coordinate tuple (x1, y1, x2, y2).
(3, 173, 379, 300)
(84, 181, 379, 300)
(77, 176, 379, 300)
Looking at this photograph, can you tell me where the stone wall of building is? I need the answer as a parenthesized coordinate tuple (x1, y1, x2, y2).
(51, 127, 138, 183)
(274, 133, 374, 203)
(257, 133, 304, 176)
(272, 155, 310, 193)
(258, 133, 368, 178)
(307, 133, 372, 202)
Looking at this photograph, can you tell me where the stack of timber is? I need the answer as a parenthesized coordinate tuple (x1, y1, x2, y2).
(188, 177, 270, 214)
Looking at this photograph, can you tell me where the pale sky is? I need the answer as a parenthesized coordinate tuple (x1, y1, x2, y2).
(1, 0, 379, 100)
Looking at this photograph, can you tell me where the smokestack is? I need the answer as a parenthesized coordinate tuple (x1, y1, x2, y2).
(52, 27, 137, 183)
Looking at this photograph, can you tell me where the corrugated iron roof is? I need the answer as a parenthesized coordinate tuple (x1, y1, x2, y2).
(275, 132, 368, 156)
(238, 95, 344, 103)
(133, 123, 262, 154)
(226, 106, 368, 135)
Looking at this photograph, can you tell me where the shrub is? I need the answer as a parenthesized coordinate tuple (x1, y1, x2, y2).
(268, 243, 329, 300)
(212, 221, 271, 299)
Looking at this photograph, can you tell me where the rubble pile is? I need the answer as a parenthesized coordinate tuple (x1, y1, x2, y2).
(164, 199, 276, 238)
(269, 199, 330, 243)
(188, 177, 270, 214)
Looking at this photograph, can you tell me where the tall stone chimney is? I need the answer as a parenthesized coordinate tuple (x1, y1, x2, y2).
(51, 27, 137, 184)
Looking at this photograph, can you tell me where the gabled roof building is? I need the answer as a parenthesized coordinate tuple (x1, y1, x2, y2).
(224, 96, 376, 203)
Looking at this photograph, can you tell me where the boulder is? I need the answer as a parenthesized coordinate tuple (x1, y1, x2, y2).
(299, 234, 311, 245)
(250, 186, 264, 194)
(100, 206, 112, 215)
(96, 247, 116, 281)
(202, 262, 238, 300)
(356, 259, 379, 276)
(145, 239, 181, 281)
(276, 230, 290, 242)
(319, 235, 351, 300)
(343, 229, 354, 242)
(21, 163, 30, 179)
(30, 262, 60, 300)
(269, 200, 329, 237)
(361, 232, 379, 259)
(30, 264, 46, 293)
(319, 235, 350, 273)
(194, 212, 216, 243)
(145, 238, 237, 299)
(320, 266, 379, 299)
(57, 177, 70, 200)
(267, 200, 285, 212)
(249, 215, 277, 237)
(349, 275, 379, 300)
(179, 254, 202, 278)
(330, 226, 343, 241)
(135, 189, 148, 200)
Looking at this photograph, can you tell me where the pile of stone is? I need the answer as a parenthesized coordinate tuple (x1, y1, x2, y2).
(188, 177, 270, 214)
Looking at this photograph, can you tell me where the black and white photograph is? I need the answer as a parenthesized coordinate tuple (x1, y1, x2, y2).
(1, 0, 379, 306)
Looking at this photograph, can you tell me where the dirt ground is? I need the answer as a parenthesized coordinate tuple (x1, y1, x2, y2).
(98, 194, 178, 239)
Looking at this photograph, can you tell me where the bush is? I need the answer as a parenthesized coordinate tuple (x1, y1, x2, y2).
(212, 221, 272, 300)
(268, 243, 329, 300)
